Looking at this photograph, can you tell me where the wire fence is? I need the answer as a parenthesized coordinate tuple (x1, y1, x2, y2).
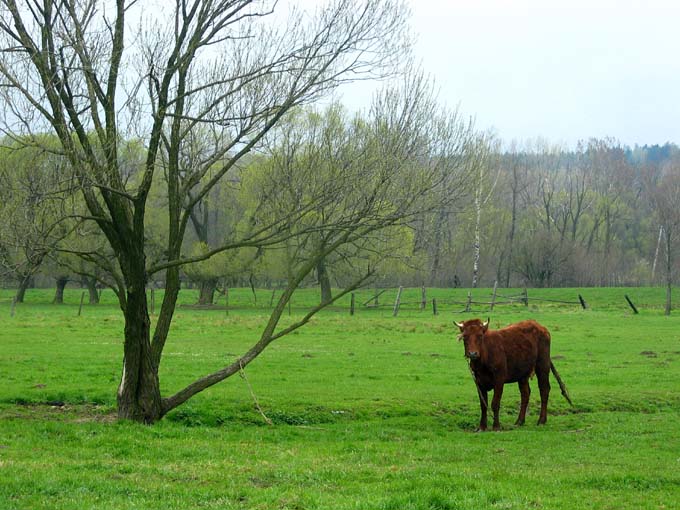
(349, 285, 590, 317)
(0, 283, 663, 318)
(341, 285, 653, 317)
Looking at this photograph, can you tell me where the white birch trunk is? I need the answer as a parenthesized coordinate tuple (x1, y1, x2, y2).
(471, 140, 497, 288)
(652, 225, 664, 281)
(472, 184, 482, 288)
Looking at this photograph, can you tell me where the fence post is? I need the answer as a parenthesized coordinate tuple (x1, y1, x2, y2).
(10, 296, 16, 317)
(393, 286, 403, 317)
(225, 288, 229, 316)
(150, 288, 155, 315)
(270, 289, 276, 307)
(432, 298, 438, 316)
(523, 288, 528, 307)
(78, 291, 85, 317)
(490, 280, 498, 312)
(350, 293, 355, 316)
(465, 291, 472, 312)
(374, 286, 379, 307)
(420, 285, 426, 311)
(624, 295, 639, 314)
(578, 294, 588, 310)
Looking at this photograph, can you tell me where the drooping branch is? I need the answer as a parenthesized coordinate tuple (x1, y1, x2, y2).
(160, 263, 372, 416)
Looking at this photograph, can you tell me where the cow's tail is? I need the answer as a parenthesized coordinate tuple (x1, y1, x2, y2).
(550, 361, 573, 406)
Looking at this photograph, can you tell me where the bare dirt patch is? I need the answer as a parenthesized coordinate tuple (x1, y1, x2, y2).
(1, 403, 116, 423)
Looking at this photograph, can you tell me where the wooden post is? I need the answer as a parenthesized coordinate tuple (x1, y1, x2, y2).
(625, 295, 638, 314)
(150, 288, 155, 315)
(225, 288, 229, 316)
(10, 296, 16, 317)
(78, 291, 85, 317)
(523, 287, 528, 307)
(393, 286, 403, 317)
(374, 286, 379, 307)
(420, 285, 426, 311)
(270, 289, 276, 307)
(465, 291, 472, 313)
(432, 298, 438, 316)
(578, 294, 588, 310)
(350, 293, 355, 316)
(490, 280, 498, 312)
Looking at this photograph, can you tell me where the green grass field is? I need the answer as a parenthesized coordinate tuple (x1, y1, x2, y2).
(0, 287, 679, 509)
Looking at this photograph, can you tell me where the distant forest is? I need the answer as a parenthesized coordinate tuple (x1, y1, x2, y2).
(2, 132, 680, 302)
(409, 139, 680, 290)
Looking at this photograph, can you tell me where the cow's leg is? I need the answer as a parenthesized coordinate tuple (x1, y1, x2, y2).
(515, 378, 530, 426)
(491, 383, 504, 431)
(537, 368, 551, 425)
(477, 389, 489, 431)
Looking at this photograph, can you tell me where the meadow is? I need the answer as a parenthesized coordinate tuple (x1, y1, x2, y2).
(0, 286, 679, 509)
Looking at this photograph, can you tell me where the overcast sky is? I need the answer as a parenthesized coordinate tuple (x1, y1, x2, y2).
(337, 0, 680, 148)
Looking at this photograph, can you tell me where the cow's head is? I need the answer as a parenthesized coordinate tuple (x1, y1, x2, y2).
(454, 318, 489, 361)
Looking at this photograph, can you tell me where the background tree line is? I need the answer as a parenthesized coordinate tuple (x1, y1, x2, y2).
(4, 137, 678, 299)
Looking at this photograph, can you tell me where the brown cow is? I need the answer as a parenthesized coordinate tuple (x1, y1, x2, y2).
(455, 318, 572, 431)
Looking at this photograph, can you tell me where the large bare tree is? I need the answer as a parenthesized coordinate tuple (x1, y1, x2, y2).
(646, 158, 680, 315)
(0, 0, 415, 423)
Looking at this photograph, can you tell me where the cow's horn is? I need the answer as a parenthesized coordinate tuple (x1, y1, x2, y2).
(482, 318, 490, 328)
(454, 321, 464, 329)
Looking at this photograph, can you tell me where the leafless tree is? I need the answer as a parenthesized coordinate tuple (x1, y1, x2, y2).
(0, 0, 416, 422)
(645, 157, 680, 315)
(469, 134, 498, 288)
(497, 144, 530, 287)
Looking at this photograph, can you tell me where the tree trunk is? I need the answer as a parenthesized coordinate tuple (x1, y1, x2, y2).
(471, 163, 486, 288)
(15, 274, 32, 303)
(197, 278, 218, 305)
(85, 277, 100, 304)
(53, 277, 68, 304)
(429, 246, 441, 286)
(117, 285, 163, 423)
(317, 257, 332, 304)
(601, 208, 612, 286)
(504, 178, 518, 288)
(665, 229, 672, 316)
(472, 199, 482, 288)
(429, 209, 446, 286)
(652, 225, 663, 282)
